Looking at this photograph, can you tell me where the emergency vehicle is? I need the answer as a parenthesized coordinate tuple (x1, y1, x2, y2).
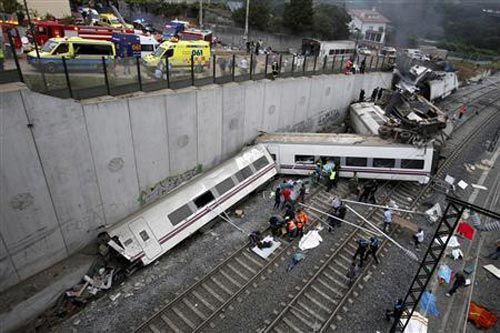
(27, 37, 115, 72)
(0, 22, 22, 55)
(31, 20, 133, 45)
(143, 39, 210, 70)
(98, 13, 133, 29)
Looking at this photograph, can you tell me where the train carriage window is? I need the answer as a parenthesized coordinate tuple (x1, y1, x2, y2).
(139, 230, 150, 242)
(373, 158, 396, 168)
(194, 190, 215, 208)
(295, 155, 315, 164)
(320, 156, 341, 166)
(270, 154, 276, 161)
(401, 159, 425, 169)
(215, 176, 235, 196)
(252, 156, 269, 171)
(346, 157, 368, 167)
(235, 166, 253, 182)
(168, 204, 194, 226)
(124, 238, 133, 247)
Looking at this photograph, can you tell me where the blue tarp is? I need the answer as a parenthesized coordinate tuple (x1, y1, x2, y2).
(419, 291, 439, 317)
(438, 264, 452, 284)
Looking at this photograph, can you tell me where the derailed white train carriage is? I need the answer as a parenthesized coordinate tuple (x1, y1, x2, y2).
(427, 72, 459, 101)
(105, 144, 277, 265)
(256, 133, 435, 183)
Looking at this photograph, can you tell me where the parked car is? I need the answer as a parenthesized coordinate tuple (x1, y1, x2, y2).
(357, 47, 372, 56)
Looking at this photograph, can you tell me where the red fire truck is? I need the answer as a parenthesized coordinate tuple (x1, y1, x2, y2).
(31, 20, 134, 46)
(0, 22, 23, 55)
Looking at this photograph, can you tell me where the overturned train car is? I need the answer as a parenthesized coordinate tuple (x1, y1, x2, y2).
(103, 144, 277, 266)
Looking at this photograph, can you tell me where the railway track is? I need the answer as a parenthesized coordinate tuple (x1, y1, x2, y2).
(438, 77, 500, 110)
(135, 181, 357, 333)
(264, 97, 500, 333)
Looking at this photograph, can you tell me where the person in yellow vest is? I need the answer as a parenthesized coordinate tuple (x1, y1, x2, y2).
(326, 169, 336, 192)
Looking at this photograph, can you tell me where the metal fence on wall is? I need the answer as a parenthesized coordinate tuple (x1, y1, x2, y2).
(1, 35, 394, 100)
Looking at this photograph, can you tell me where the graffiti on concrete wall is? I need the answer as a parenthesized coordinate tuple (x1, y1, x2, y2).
(138, 164, 202, 206)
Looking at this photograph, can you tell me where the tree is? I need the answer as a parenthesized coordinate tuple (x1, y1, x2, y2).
(312, 4, 350, 40)
(232, 0, 271, 32)
(283, 0, 313, 33)
(0, 0, 22, 14)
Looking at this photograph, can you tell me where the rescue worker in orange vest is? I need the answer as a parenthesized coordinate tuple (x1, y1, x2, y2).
(286, 216, 298, 241)
(295, 209, 309, 237)
(345, 58, 353, 75)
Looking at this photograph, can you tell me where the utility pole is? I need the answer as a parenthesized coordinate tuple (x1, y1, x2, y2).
(244, 0, 250, 40)
(199, 0, 203, 28)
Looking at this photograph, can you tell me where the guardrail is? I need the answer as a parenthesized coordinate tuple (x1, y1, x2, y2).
(1, 37, 393, 100)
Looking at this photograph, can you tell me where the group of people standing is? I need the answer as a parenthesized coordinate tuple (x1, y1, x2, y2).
(271, 180, 309, 241)
(345, 57, 368, 75)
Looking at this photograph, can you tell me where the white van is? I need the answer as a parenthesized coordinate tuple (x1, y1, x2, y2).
(139, 35, 159, 58)
(404, 49, 430, 61)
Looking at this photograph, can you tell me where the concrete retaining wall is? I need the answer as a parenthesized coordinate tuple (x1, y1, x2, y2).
(0, 72, 391, 292)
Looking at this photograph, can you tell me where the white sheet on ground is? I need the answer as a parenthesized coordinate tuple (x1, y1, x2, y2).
(425, 203, 442, 223)
(251, 236, 281, 259)
(403, 311, 428, 333)
(434, 235, 460, 248)
(458, 180, 468, 190)
(299, 230, 323, 251)
(483, 264, 500, 279)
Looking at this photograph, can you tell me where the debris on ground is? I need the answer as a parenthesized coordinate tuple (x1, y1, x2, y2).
(235, 209, 245, 218)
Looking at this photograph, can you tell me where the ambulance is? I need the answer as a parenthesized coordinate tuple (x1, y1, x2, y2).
(142, 39, 210, 70)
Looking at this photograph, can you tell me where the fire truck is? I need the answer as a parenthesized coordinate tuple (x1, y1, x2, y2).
(0, 21, 23, 55)
(31, 20, 134, 46)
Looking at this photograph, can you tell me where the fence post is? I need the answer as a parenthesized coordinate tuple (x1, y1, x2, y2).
(375, 55, 380, 71)
(313, 56, 318, 74)
(61, 56, 73, 98)
(340, 56, 345, 74)
(322, 55, 327, 74)
(302, 56, 307, 75)
(191, 54, 195, 86)
(212, 54, 216, 83)
(278, 54, 282, 75)
(264, 53, 269, 77)
(166, 58, 170, 89)
(381, 56, 386, 70)
(331, 55, 336, 73)
(249, 53, 253, 80)
(102, 56, 110, 95)
(136, 56, 143, 91)
(7, 30, 23, 83)
(368, 56, 373, 72)
(291, 55, 295, 74)
(231, 54, 235, 81)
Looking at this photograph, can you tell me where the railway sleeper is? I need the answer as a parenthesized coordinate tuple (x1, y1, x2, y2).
(160, 313, 182, 333)
(304, 291, 334, 313)
(316, 278, 344, 298)
(201, 283, 227, 303)
(310, 284, 339, 305)
(226, 263, 251, 281)
(191, 290, 217, 312)
(210, 275, 236, 296)
(171, 305, 197, 330)
(182, 297, 208, 320)
(296, 300, 327, 322)
(234, 256, 259, 274)
(282, 313, 308, 333)
(288, 307, 319, 331)
(322, 270, 348, 289)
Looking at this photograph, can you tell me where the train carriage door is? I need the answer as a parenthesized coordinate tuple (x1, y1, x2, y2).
(129, 217, 162, 260)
